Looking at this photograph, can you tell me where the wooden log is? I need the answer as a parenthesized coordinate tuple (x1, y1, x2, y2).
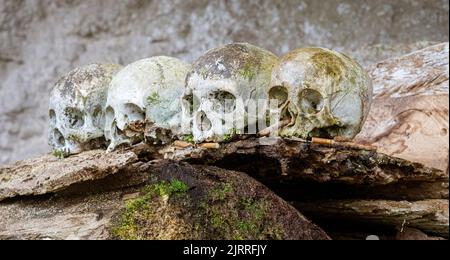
(356, 43, 449, 171)
(368, 42, 448, 99)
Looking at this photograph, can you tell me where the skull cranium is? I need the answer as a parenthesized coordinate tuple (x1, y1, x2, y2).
(105, 56, 190, 151)
(181, 43, 278, 143)
(270, 47, 372, 139)
(49, 63, 122, 155)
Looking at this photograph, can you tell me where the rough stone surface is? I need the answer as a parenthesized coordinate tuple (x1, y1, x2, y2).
(2, 136, 447, 202)
(0, 162, 330, 240)
(295, 199, 449, 237)
(0, 135, 447, 239)
(0, 0, 449, 165)
(0, 191, 124, 240)
(395, 227, 446, 240)
(0, 149, 138, 200)
(174, 137, 448, 201)
(368, 43, 449, 99)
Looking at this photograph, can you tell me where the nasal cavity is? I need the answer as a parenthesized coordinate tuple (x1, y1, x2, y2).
(196, 111, 212, 131)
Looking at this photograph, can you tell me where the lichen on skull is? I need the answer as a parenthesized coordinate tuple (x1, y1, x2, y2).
(181, 43, 279, 143)
(105, 56, 190, 151)
(48, 63, 122, 156)
(270, 47, 373, 139)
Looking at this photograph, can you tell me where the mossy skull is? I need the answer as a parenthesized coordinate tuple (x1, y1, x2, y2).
(48, 63, 122, 155)
(270, 48, 372, 139)
(105, 56, 190, 151)
(181, 43, 278, 142)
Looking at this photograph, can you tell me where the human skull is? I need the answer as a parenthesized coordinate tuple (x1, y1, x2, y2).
(181, 43, 278, 143)
(105, 56, 190, 151)
(49, 63, 122, 155)
(269, 47, 372, 139)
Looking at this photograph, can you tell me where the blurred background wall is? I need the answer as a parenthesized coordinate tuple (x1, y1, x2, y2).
(0, 0, 448, 165)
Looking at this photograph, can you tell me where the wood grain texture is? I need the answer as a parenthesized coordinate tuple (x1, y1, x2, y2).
(356, 43, 449, 171)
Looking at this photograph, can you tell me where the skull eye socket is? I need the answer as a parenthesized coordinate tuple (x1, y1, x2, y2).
(182, 93, 200, 115)
(123, 103, 144, 122)
(210, 91, 236, 114)
(299, 89, 324, 114)
(49, 109, 56, 126)
(64, 108, 84, 128)
(269, 86, 288, 108)
(91, 105, 104, 128)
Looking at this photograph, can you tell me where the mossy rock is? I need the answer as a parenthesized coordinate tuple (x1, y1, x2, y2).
(110, 162, 329, 240)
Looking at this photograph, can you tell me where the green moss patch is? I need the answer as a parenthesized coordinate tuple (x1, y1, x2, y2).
(201, 182, 284, 240)
(147, 92, 161, 105)
(67, 134, 80, 143)
(239, 63, 257, 81)
(52, 150, 65, 159)
(181, 134, 194, 143)
(112, 179, 190, 240)
(311, 50, 345, 80)
(222, 128, 237, 143)
(111, 176, 285, 240)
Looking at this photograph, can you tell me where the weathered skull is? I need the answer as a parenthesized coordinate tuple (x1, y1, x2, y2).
(49, 63, 122, 155)
(270, 47, 372, 139)
(105, 56, 190, 151)
(181, 43, 278, 143)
